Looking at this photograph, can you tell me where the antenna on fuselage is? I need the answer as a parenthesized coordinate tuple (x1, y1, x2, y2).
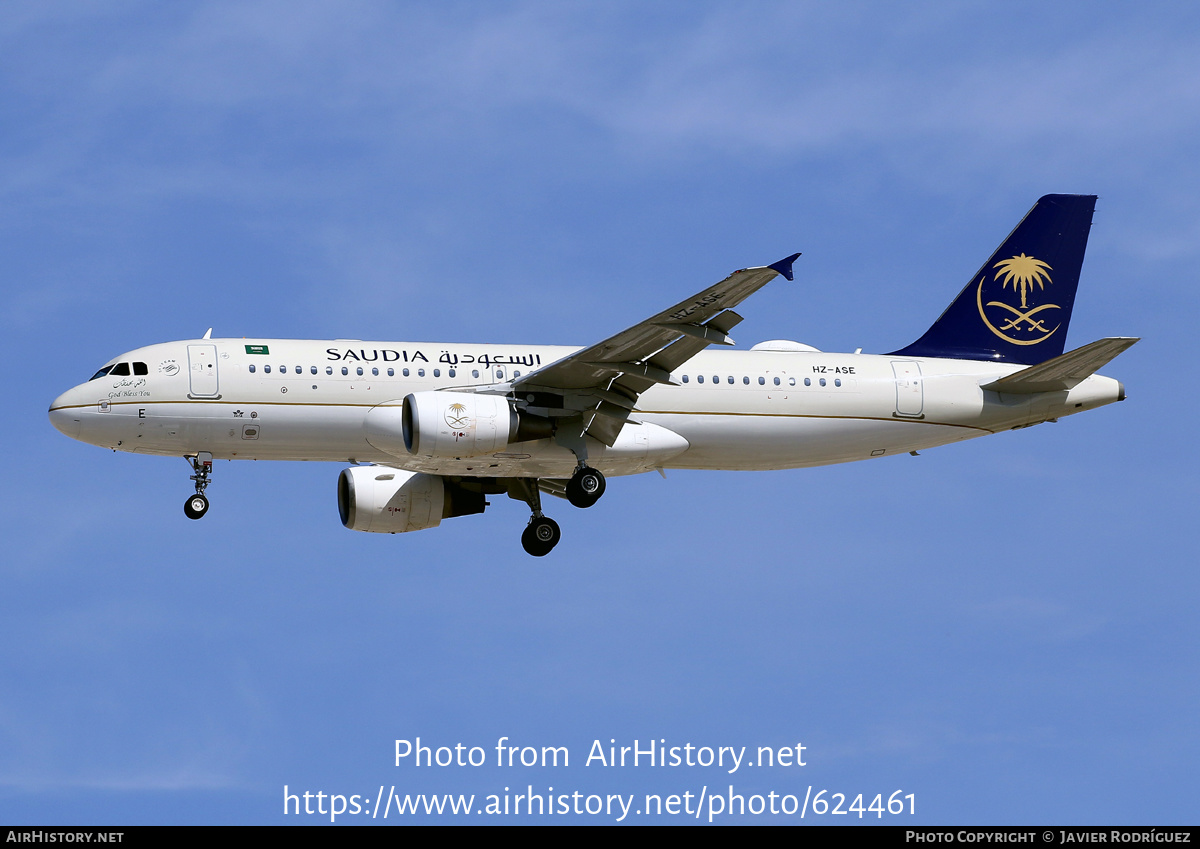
(202, 328, 213, 340)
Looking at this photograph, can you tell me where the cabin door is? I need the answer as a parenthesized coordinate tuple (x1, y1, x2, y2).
(891, 360, 923, 418)
(188, 344, 219, 397)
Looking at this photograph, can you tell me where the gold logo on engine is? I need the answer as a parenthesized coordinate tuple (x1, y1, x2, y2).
(444, 402, 470, 429)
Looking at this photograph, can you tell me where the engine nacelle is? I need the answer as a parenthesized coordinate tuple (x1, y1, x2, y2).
(338, 466, 488, 533)
(400, 391, 517, 458)
(338, 466, 445, 533)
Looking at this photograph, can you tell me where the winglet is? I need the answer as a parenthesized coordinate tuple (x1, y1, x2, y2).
(767, 252, 802, 282)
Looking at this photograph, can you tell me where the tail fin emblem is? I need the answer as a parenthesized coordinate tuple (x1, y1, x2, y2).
(977, 254, 1061, 346)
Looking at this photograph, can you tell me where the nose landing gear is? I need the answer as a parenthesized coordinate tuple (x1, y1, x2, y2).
(184, 492, 209, 520)
(184, 453, 213, 520)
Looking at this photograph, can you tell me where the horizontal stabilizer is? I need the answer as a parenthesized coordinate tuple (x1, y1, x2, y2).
(982, 337, 1139, 394)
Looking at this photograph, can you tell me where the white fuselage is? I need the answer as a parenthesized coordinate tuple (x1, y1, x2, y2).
(48, 337, 1125, 479)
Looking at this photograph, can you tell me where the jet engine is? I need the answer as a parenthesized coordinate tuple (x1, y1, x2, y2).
(364, 392, 556, 460)
(364, 392, 516, 459)
(338, 466, 445, 533)
(402, 391, 519, 458)
(338, 466, 487, 534)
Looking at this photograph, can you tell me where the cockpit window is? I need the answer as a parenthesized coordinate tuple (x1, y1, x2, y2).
(133, 362, 148, 375)
(89, 366, 113, 381)
(109, 363, 131, 376)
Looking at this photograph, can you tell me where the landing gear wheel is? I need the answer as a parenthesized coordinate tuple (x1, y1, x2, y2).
(184, 453, 213, 521)
(565, 466, 606, 508)
(521, 516, 561, 556)
(184, 492, 209, 520)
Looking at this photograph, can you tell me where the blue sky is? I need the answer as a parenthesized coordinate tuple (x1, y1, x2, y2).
(3, 1, 1197, 825)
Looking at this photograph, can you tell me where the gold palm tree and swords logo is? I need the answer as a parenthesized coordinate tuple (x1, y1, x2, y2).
(976, 253, 1062, 345)
(445, 402, 471, 440)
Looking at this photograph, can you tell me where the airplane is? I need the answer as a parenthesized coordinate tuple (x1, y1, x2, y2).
(49, 194, 1136, 556)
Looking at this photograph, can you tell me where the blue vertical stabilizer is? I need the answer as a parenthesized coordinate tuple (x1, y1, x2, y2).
(890, 194, 1097, 364)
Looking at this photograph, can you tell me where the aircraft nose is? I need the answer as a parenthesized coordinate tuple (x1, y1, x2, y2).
(49, 392, 82, 440)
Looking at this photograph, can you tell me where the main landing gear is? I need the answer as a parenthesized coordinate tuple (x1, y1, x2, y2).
(509, 466, 605, 556)
(553, 428, 606, 510)
(183, 453, 213, 520)
(510, 478, 561, 557)
(565, 465, 605, 508)
(521, 515, 561, 558)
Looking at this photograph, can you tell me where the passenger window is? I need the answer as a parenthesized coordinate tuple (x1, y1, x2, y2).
(403, 368, 410, 377)
(789, 377, 795, 386)
(727, 376, 734, 384)
(712, 375, 719, 384)
(370, 367, 377, 376)
(133, 362, 148, 375)
(819, 378, 826, 387)
(682, 375, 689, 384)
(418, 369, 425, 377)
(835, 378, 841, 387)
(265, 365, 272, 374)
(472, 369, 480, 379)
(758, 376, 765, 385)
(249, 364, 256, 373)
(295, 366, 302, 374)
(448, 368, 456, 378)
(433, 368, 441, 378)
(341, 367, 348, 375)
(742, 376, 749, 385)
(697, 375, 704, 384)
(311, 366, 318, 375)
(804, 378, 811, 386)
(110, 363, 131, 376)
(387, 368, 394, 377)
(774, 377, 781, 386)
(326, 366, 333, 375)
(357, 367, 364, 376)
(513, 370, 521, 377)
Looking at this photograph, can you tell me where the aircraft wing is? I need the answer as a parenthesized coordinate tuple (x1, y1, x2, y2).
(512, 252, 800, 444)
